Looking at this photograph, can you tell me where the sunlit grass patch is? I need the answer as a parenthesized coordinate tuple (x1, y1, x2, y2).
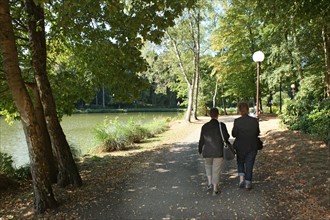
(93, 116, 169, 153)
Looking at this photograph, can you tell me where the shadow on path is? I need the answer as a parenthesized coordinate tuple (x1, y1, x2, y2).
(78, 140, 288, 219)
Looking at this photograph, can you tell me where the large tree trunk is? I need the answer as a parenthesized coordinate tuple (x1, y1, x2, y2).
(25, 0, 82, 187)
(30, 84, 58, 184)
(0, 0, 58, 213)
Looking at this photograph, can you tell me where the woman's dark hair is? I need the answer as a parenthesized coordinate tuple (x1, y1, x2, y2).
(238, 102, 249, 115)
(209, 107, 219, 118)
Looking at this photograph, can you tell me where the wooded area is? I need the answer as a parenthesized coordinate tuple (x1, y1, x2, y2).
(0, 0, 329, 215)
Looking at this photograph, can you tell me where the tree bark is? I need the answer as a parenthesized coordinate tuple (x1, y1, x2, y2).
(0, 0, 58, 213)
(192, 10, 201, 121)
(190, 13, 200, 120)
(221, 83, 227, 115)
(185, 85, 194, 122)
(29, 84, 58, 183)
(102, 84, 105, 107)
(322, 25, 330, 98)
(213, 79, 218, 108)
(25, 0, 82, 187)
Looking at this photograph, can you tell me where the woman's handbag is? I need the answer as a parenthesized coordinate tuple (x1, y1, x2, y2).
(257, 137, 263, 150)
(219, 122, 236, 160)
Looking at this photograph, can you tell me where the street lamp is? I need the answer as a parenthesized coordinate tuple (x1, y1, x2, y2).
(252, 51, 265, 119)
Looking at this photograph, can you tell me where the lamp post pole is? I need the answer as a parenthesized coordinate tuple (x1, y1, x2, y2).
(256, 62, 261, 118)
(253, 51, 265, 119)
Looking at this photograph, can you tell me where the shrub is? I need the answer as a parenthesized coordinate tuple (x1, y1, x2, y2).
(307, 108, 330, 142)
(0, 152, 16, 177)
(143, 118, 169, 138)
(93, 117, 169, 152)
(280, 98, 330, 143)
(0, 152, 31, 182)
(15, 165, 32, 180)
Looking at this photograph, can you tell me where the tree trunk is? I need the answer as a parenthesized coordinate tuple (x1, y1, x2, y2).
(192, 72, 198, 120)
(185, 84, 194, 122)
(102, 84, 105, 107)
(166, 31, 193, 122)
(322, 25, 330, 98)
(221, 83, 227, 115)
(213, 79, 218, 108)
(30, 84, 58, 184)
(0, 0, 58, 213)
(191, 11, 201, 120)
(25, 0, 82, 187)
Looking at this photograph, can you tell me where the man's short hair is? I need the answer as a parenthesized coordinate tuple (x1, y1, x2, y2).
(238, 102, 249, 115)
(209, 107, 219, 118)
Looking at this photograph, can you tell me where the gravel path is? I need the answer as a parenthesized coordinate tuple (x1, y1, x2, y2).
(78, 115, 285, 219)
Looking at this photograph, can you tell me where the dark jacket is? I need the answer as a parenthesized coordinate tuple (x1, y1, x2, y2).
(198, 119, 230, 158)
(232, 115, 260, 153)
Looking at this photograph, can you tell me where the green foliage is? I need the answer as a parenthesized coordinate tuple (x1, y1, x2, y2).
(280, 74, 327, 141)
(142, 118, 169, 138)
(15, 165, 32, 180)
(2, 0, 197, 121)
(93, 116, 169, 152)
(89, 156, 103, 162)
(281, 99, 330, 143)
(0, 152, 16, 177)
(219, 107, 237, 115)
(208, 0, 329, 116)
(296, 75, 324, 103)
(0, 152, 31, 180)
(307, 108, 330, 142)
(75, 108, 184, 114)
(210, 0, 263, 102)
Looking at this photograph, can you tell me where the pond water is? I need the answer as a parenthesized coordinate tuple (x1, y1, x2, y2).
(0, 112, 181, 167)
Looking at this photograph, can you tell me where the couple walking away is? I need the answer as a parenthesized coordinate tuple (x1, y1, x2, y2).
(198, 102, 260, 195)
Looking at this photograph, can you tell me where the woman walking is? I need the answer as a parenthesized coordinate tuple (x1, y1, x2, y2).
(198, 107, 230, 195)
(232, 102, 260, 190)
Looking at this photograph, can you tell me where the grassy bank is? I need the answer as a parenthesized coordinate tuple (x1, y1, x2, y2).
(75, 108, 185, 114)
(92, 116, 171, 152)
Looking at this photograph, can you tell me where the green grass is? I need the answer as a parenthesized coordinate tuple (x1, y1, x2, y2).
(93, 116, 170, 152)
(75, 108, 185, 114)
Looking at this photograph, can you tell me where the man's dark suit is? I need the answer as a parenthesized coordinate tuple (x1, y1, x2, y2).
(232, 115, 260, 153)
(232, 114, 260, 185)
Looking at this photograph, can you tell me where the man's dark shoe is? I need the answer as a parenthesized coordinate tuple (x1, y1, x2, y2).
(245, 183, 252, 190)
